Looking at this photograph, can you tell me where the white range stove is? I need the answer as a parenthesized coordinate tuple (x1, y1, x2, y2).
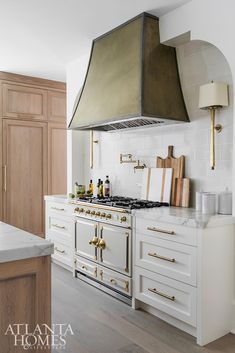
(72, 196, 168, 304)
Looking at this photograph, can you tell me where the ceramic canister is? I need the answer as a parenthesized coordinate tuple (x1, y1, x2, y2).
(218, 191, 232, 215)
(202, 192, 217, 215)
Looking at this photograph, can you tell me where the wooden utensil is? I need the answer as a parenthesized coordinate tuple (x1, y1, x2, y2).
(157, 146, 185, 206)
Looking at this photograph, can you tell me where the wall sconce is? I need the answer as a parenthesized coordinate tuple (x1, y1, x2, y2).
(199, 81, 229, 170)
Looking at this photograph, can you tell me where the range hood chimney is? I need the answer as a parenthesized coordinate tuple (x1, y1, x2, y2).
(69, 13, 189, 132)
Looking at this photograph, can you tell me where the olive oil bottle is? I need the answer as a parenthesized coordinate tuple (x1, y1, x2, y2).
(104, 175, 110, 197)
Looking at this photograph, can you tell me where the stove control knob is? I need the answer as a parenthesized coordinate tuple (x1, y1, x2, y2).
(106, 214, 112, 219)
(101, 213, 106, 217)
(86, 210, 91, 214)
(75, 207, 80, 212)
(80, 208, 84, 213)
(91, 211, 96, 216)
(120, 216, 127, 223)
(95, 212, 101, 216)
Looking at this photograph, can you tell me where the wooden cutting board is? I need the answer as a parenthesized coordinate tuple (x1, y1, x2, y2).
(175, 178, 190, 207)
(157, 146, 185, 206)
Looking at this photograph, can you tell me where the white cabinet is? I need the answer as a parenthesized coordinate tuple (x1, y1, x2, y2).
(45, 198, 75, 270)
(134, 213, 235, 346)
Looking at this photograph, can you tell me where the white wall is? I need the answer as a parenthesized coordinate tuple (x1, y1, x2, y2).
(67, 41, 233, 205)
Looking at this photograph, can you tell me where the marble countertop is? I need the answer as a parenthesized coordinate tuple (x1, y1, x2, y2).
(44, 195, 235, 229)
(44, 194, 69, 203)
(133, 207, 235, 228)
(0, 222, 54, 263)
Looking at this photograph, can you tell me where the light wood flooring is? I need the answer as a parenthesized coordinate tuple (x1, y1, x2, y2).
(52, 264, 235, 353)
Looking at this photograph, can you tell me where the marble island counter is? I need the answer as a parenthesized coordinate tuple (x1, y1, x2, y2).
(0, 221, 54, 263)
(0, 221, 53, 351)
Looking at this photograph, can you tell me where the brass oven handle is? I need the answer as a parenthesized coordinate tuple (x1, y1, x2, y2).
(52, 224, 66, 230)
(51, 207, 65, 211)
(148, 288, 175, 301)
(148, 252, 175, 263)
(3, 165, 6, 192)
(147, 227, 175, 235)
(89, 237, 99, 246)
(55, 247, 65, 254)
(97, 238, 106, 250)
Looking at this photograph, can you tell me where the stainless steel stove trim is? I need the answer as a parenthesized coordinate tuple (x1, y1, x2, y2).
(70, 200, 131, 214)
(75, 270, 132, 306)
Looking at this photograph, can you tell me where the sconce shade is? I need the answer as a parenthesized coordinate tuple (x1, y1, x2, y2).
(199, 82, 229, 109)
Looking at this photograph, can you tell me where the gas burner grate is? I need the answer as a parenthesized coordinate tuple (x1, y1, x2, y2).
(77, 196, 169, 210)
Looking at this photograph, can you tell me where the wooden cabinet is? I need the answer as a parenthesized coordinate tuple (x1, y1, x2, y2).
(3, 119, 48, 237)
(0, 256, 51, 353)
(48, 123, 67, 195)
(0, 72, 67, 237)
(3, 83, 47, 120)
(48, 91, 66, 123)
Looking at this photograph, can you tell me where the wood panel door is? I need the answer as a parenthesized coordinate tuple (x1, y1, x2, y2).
(2, 84, 47, 120)
(48, 123, 67, 195)
(3, 119, 47, 237)
(48, 91, 66, 123)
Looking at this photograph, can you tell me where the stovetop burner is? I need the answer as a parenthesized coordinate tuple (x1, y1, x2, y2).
(77, 196, 169, 210)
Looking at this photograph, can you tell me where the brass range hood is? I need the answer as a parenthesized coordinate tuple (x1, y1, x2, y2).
(69, 13, 189, 132)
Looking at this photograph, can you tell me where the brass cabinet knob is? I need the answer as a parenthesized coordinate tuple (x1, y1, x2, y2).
(120, 216, 127, 222)
(89, 237, 99, 246)
(106, 214, 112, 219)
(95, 212, 101, 216)
(91, 211, 96, 215)
(86, 210, 91, 214)
(97, 239, 106, 250)
(101, 213, 106, 217)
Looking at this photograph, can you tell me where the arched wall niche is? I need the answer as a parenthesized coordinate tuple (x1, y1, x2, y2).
(174, 37, 233, 205)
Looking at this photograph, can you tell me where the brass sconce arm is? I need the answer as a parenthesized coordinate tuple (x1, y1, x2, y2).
(90, 130, 98, 169)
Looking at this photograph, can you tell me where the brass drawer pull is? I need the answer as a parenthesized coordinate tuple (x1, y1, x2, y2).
(148, 252, 175, 263)
(52, 224, 66, 230)
(110, 278, 117, 285)
(148, 287, 175, 301)
(81, 265, 88, 270)
(51, 207, 65, 211)
(55, 247, 65, 254)
(147, 227, 175, 235)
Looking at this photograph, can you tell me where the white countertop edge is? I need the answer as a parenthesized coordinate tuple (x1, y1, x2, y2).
(0, 222, 54, 263)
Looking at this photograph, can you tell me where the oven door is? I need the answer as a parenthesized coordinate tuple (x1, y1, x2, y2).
(98, 223, 131, 276)
(75, 218, 98, 262)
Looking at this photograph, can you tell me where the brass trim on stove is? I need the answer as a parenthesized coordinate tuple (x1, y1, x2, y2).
(125, 232, 129, 273)
(70, 200, 130, 214)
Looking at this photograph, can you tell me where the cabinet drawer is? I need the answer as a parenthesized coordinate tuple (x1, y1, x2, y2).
(47, 201, 75, 217)
(49, 239, 71, 267)
(75, 257, 97, 279)
(135, 267, 196, 326)
(47, 214, 74, 239)
(135, 218, 197, 246)
(99, 268, 131, 296)
(136, 234, 197, 286)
